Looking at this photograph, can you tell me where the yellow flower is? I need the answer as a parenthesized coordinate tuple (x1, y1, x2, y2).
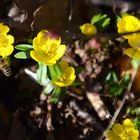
(30, 30, 66, 65)
(0, 23, 14, 58)
(124, 47, 140, 60)
(117, 15, 140, 39)
(107, 119, 139, 140)
(80, 23, 97, 36)
(53, 61, 76, 87)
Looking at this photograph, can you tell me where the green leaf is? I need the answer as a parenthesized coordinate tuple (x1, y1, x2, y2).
(133, 117, 140, 130)
(121, 73, 130, 85)
(135, 107, 140, 115)
(91, 14, 110, 31)
(102, 40, 109, 48)
(14, 51, 30, 59)
(54, 64, 62, 77)
(50, 87, 66, 103)
(75, 66, 83, 75)
(127, 107, 140, 116)
(120, 12, 130, 17)
(15, 44, 33, 51)
(27, 39, 33, 44)
(48, 64, 62, 81)
(116, 15, 121, 22)
(91, 14, 102, 24)
(37, 62, 48, 85)
(91, 14, 107, 24)
(96, 17, 110, 31)
(126, 107, 131, 114)
(109, 84, 124, 96)
(71, 79, 83, 86)
(105, 71, 118, 83)
(131, 59, 140, 70)
(102, 18, 110, 28)
(43, 82, 55, 94)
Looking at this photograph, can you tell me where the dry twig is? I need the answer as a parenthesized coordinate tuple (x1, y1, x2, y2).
(98, 69, 137, 140)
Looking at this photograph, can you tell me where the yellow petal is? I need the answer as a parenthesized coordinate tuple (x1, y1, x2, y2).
(133, 49, 140, 59)
(30, 50, 56, 65)
(117, 15, 140, 34)
(112, 124, 124, 136)
(67, 67, 76, 79)
(54, 70, 75, 87)
(36, 30, 48, 39)
(30, 50, 43, 63)
(0, 23, 10, 35)
(33, 37, 40, 50)
(6, 35, 14, 44)
(65, 67, 76, 84)
(123, 119, 134, 127)
(131, 130, 139, 139)
(43, 58, 56, 65)
(124, 48, 137, 59)
(56, 44, 66, 59)
(127, 33, 140, 47)
(58, 61, 69, 71)
(0, 45, 14, 57)
(33, 30, 61, 51)
(107, 130, 121, 140)
(80, 23, 97, 36)
(53, 81, 65, 87)
(0, 34, 14, 49)
(53, 61, 76, 87)
(45, 34, 61, 46)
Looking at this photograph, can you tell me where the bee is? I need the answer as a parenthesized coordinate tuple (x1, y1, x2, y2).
(0, 56, 11, 77)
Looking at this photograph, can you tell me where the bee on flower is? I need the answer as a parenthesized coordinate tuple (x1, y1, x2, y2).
(0, 23, 14, 77)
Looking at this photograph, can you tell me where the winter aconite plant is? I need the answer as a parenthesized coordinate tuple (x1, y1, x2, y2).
(103, 14, 140, 140)
(80, 14, 110, 35)
(0, 23, 14, 77)
(14, 30, 76, 103)
(1, 11, 140, 140)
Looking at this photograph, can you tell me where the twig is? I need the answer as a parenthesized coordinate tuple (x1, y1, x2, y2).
(46, 104, 54, 131)
(70, 101, 104, 131)
(98, 69, 137, 140)
(62, 30, 140, 42)
(86, 92, 110, 121)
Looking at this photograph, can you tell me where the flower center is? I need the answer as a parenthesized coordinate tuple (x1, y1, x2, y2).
(0, 35, 9, 48)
